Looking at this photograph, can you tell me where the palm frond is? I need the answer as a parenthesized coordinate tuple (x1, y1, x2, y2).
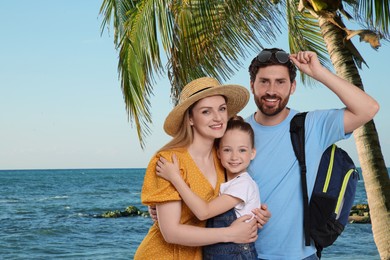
(167, 0, 283, 102)
(285, 0, 331, 86)
(344, 0, 390, 39)
(101, 0, 167, 148)
(100, 0, 284, 147)
(100, 0, 135, 45)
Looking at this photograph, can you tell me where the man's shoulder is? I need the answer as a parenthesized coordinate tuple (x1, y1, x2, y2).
(244, 113, 254, 123)
(305, 109, 344, 121)
(288, 108, 300, 118)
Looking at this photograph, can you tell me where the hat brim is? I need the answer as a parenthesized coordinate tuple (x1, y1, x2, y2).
(164, 84, 249, 136)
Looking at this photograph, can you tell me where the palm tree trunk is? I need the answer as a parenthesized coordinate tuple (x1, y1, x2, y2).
(354, 122, 390, 259)
(317, 16, 390, 259)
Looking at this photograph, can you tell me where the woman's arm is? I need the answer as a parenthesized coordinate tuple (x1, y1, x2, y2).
(148, 202, 272, 229)
(157, 200, 258, 246)
(156, 154, 241, 220)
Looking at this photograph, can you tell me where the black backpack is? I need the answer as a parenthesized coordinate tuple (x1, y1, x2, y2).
(290, 112, 359, 258)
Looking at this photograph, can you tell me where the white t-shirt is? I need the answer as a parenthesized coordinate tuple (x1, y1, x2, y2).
(219, 171, 261, 219)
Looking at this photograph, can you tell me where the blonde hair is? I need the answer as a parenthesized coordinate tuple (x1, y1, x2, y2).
(158, 109, 194, 152)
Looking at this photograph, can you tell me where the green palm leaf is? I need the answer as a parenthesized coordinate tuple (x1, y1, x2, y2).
(100, 0, 283, 147)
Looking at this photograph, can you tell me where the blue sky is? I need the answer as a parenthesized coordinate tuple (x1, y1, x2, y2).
(1, 1, 389, 170)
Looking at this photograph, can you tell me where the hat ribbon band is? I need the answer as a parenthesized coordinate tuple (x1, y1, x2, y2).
(183, 86, 212, 101)
(179, 86, 213, 104)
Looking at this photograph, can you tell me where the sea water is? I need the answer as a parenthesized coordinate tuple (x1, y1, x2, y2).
(0, 168, 384, 259)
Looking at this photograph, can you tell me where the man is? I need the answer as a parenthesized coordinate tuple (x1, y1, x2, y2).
(246, 48, 379, 259)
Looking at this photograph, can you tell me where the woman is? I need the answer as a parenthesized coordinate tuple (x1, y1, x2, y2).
(157, 116, 260, 259)
(134, 77, 266, 259)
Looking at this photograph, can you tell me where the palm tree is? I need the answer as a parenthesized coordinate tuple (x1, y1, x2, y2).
(99, 0, 282, 147)
(99, 0, 390, 257)
(283, 0, 389, 258)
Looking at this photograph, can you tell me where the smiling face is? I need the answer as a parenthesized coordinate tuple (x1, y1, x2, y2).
(189, 95, 228, 141)
(217, 128, 256, 176)
(251, 65, 296, 117)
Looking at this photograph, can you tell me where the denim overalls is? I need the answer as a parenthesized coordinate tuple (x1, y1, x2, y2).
(202, 207, 258, 260)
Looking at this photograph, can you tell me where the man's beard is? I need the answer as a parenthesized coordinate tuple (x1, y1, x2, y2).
(254, 94, 290, 117)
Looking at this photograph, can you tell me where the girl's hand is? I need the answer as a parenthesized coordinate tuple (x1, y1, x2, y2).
(156, 154, 181, 182)
(228, 215, 258, 243)
(252, 203, 271, 229)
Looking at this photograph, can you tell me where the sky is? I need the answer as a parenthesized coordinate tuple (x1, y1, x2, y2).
(1, 1, 389, 170)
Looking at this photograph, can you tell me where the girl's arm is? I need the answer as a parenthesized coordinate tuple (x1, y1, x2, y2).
(157, 200, 258, 246)
(156, 154, 241, 220)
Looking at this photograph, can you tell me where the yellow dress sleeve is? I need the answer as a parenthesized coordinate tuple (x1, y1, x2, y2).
(141, 150, 184, 205)
(135, 148, 225, 260)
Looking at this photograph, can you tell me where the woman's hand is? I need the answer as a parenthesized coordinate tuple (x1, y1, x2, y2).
(228, 215, 258, 243)
(156, 154, 181, 183)
(252, 203, 271, 229)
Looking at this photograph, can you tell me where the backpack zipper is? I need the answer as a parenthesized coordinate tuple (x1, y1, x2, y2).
(323, 144, 336, 192)
(335, 169, 356, 217)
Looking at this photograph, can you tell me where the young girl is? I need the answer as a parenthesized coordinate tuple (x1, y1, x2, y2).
(157, 116, 260, 259)
(134, 77, 269, 260)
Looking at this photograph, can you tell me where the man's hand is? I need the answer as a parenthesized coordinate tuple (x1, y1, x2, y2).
(252, 203, 271, 229)
(148, 205, 158, 222)
(289, 51, 324, 79)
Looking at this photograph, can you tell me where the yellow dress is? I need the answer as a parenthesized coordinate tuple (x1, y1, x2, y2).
(134, 148, 225, 260)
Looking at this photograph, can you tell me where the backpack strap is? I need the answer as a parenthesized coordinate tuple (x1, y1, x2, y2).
(290, 112, 311, 246)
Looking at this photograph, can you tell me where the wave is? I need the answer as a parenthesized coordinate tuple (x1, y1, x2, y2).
(0, 199, 19, 203)
(38, 195, 69, 201)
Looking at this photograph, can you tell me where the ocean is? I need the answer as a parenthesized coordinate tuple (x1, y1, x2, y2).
(0, 168, 384, 259)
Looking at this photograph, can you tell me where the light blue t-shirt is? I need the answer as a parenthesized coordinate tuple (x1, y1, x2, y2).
(247, 108, 349, 260)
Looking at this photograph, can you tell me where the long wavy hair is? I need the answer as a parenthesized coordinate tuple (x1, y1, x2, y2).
(158, 108, 194, 152)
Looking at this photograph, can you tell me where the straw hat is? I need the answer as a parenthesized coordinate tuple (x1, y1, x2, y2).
(164, 77, 249, 136)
